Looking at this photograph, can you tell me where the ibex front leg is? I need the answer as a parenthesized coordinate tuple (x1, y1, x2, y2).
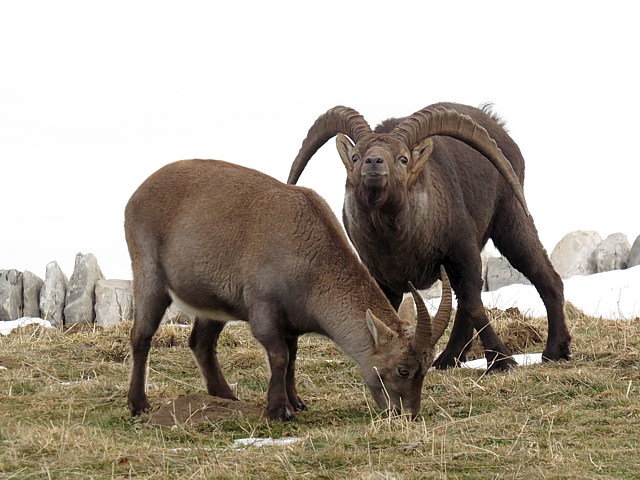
(285, 335, 307, 412)
(249, 305, 296, 421)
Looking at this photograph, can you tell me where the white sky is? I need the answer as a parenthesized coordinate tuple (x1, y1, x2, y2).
(1, 1, 638, 280)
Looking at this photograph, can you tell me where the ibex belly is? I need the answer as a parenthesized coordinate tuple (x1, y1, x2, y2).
(168, 289, 241, 322)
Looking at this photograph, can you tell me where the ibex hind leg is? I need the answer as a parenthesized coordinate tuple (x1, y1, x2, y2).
(491, 204, 572, 361)
(285, 336, 307, 412)
(189, 317, 238, 400)
(433, 310, 474, 368)
(128, 272, 171, 416)
(435, 302, 517, 372)
(435, 254, 517, 372)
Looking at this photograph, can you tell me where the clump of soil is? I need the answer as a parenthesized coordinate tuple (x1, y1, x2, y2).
(148, 393, 264, 427)
(0, 356, 22, 369)
(465, 307, 544, 360)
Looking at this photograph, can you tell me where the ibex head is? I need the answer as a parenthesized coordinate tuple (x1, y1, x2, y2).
(362, 267, 452, 418)
(288, 105, 529, 216)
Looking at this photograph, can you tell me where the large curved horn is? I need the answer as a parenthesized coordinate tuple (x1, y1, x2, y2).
(408, 282, 432, 355)
(287, 106, 373, 185)
(431, 265, 453, 347)
(393, 106, 530, 217)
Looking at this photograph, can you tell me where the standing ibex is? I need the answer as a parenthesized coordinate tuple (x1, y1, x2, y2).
(288, 103, 571, 371)
(125, 159, 452, 421)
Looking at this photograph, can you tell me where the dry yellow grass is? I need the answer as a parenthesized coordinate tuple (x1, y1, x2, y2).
(1, 305, 640, 479)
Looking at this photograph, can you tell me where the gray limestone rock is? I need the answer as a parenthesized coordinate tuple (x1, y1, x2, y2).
(485, 256, 531, 291)
(39, 262, 68, 326)
(0, 269, 23, 320)
(424, 280, 442, 300)
(595, 233, 630, 272)
(162, 303, 194, 324)
(22, 271, 44, 318)
(627, 235, 640, 268)
(550, 231, 602, 279)
(95, 279, 133, 328)
(64, 253, 104, 325)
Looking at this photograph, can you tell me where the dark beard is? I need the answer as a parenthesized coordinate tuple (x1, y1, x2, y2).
(365, 187, 388, 210)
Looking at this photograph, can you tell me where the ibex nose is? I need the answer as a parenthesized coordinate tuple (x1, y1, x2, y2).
(365, 156, 384, 164)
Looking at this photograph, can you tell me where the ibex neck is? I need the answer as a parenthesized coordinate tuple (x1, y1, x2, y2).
(306, 264, 399, 366)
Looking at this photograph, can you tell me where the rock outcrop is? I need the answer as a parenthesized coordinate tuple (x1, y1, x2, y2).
(22, 271, 43, 318)
(2, 232, 639, 329)
(595, 233, 630, 273)
(485, 256, 531, 291)
(550, 231, 602, 279)
(64, 253, 104, 325)
(95, 279, 133, 328)
(629, 235, 640, 268)
(39, 262, 68, 327)
(0, 270, 23, 320)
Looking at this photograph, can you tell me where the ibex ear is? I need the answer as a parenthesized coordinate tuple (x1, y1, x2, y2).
(408, 138, 434, 186)
(397, 294, 415, 326)
(336, 133, 355, 173)
(366, 309, 396, 349)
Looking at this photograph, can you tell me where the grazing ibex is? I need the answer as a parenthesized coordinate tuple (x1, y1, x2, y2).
(125, 159, 452, 421)
(288, 102, 571, 371)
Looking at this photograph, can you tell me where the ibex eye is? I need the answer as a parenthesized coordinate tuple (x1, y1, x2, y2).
(397, 366, 410, 378)
(352, 155, 360, 164)
(399, 156, 409, 165)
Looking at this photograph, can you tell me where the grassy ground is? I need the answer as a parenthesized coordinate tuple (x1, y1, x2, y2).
(1, 305, 640, 479)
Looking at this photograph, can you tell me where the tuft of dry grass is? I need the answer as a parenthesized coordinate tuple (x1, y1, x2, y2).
(2, 306, 640, 478)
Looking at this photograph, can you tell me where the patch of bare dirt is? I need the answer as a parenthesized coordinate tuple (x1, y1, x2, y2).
(466, 307, 544, 360)
(501, 320, 544, 353)
(148, 393, 264, 427)
(0, 356, 22, 369)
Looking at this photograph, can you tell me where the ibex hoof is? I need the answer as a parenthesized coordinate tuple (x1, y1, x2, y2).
(542, 343, 571, 362)
(433, 352, 467, 370)
(128, 398, 151, 416)
(266, 405, 296, 421)
(291, 397, 307, 412)
(485, 353, 517, 373)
